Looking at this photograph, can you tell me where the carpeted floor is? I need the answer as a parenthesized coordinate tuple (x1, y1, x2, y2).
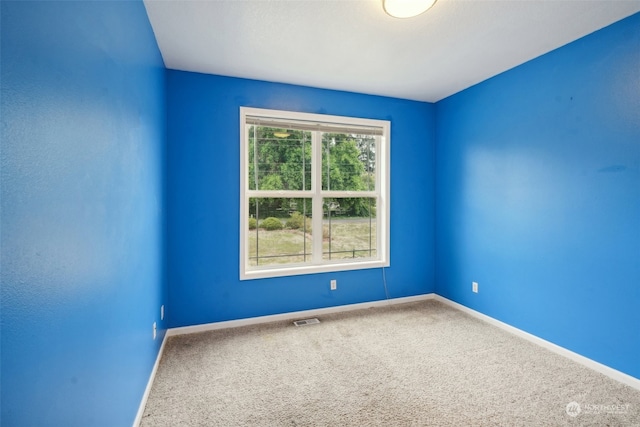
(141, 300, 640, 426)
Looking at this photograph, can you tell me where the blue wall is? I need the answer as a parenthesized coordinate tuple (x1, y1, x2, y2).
(436, 13, 640, 379)
(1, 1, 166, 426)
(166, 71, 436, 328)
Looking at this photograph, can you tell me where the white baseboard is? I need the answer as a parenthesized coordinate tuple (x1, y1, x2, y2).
(133, 333, 168, 427)
(434, 295, 640, 392)
(167, 293, 435, 337)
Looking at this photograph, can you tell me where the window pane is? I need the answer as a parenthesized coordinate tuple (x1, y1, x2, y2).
(322, 133, 376, 191)
(248, 198, 313, 267)
(248, 126, 312, 191)
(322, 198, 377, 261)
(242, 107, 389, 280)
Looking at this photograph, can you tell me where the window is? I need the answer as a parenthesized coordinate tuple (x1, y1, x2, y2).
(240, 107, 389, 279)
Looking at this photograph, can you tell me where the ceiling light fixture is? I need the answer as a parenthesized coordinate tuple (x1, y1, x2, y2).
(383, 0, 437, 19)
(273, 131, 290, 138)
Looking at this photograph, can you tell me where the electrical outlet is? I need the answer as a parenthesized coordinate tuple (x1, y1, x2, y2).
(330, 279, 337, 290)
(153, 322, 157, 340)
(161, 305, 164, 321)
(472, 282, 478, 293)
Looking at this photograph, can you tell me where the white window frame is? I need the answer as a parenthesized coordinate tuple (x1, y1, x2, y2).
(240, 107, 390, 280)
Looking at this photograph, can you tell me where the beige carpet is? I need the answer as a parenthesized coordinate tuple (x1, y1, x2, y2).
(141, 300, 640, 426)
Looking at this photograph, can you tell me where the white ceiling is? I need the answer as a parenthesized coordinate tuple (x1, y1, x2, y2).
(144, 0, 640, 103)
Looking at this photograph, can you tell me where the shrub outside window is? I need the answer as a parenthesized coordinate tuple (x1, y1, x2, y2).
(240, 107, 389, 280)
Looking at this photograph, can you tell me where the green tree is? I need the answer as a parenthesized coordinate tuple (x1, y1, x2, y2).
(322, 133, 375, 216)
(248, 126, 375, 217)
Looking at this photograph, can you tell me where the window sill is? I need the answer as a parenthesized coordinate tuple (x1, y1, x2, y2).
(240, 259, 389, 280)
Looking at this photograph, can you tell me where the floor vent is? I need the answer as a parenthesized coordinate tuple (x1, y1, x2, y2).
(293, 318, 320, 327)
